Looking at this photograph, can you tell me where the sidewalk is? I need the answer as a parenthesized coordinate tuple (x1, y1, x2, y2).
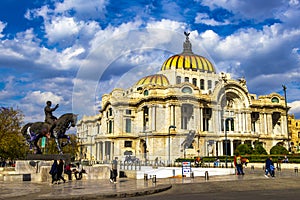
(1, 168, 299, 200)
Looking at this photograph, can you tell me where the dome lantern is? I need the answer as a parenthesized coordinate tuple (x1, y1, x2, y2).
(161, 32, 216, 73)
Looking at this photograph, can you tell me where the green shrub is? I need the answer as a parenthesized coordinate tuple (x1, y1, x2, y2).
(234, 144, 253, 155)
(270, 145, 288, 155)
(253, 144, 268, 155)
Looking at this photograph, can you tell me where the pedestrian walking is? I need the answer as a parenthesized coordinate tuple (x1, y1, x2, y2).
(265, 157, 275, 178)
(49, 160, 58, 184)
(57, 159, 66, 183)
(110, 157, 118, 183)
(234, 153, 244, 175)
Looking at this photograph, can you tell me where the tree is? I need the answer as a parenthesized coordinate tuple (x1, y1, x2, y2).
(0, 107, 28, 160)
(270, 145, 289, 155)
(253, 143, 268, 155)
(235, 144, 253, 155)
(43, 134, 79, 161)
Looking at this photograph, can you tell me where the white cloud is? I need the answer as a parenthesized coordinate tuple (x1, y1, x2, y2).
(199, 0, 284, 20)
(23, 91, 63, 106)
(54, 0, 107, 20)
(195, 13, 230, 26)
(289, 100, 300, 116)
(0, 76, 16, 100)
(45, 16, 81, 44)
(0, 21, 6, 38)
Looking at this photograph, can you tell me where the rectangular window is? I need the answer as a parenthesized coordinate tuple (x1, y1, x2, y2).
(200, 79, 205, 90)
(192, 78, 197, 86)
(125, 118, 131, 133)
(208, 80, 212, 89)
(176, 76, 181, 84)
(108, 120, 113, 133)
(124, 141, 132, 147)
(183, 117, 188, 129)
(126, 109, 132, 115)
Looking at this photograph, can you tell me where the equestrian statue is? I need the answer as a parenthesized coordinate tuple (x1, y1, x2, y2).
(21, 101, 78, 154)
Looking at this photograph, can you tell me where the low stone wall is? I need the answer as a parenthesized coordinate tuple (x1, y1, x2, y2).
(0, 161, 111, 182)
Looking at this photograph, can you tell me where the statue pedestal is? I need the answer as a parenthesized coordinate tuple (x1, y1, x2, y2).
(1, 155, 111, 182)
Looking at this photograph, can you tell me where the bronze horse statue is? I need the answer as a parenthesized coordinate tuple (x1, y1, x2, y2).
(21, 113, 77, 154)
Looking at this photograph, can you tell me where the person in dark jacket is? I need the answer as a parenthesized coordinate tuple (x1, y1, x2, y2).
(265, 157, 275, 178)
(57, 159, 66, 183)
(49, 160, 58, 184)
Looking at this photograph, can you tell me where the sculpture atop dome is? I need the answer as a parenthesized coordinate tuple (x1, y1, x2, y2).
(183, 31, 193, 54)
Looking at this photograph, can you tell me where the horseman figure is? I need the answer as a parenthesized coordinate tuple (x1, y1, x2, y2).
(22, 100, 77, 154)
(44, 101, 59, 125)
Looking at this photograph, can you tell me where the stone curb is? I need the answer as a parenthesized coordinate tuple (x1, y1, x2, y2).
(34, 184, 172, 200)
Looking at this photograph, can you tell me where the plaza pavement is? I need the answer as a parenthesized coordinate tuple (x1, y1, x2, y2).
(1, 168, 300, 200)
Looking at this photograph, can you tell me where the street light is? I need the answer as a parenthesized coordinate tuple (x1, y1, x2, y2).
(168, 125, 176, 167)
(224, 118, 233, 168)
(282, 85, 290, 152)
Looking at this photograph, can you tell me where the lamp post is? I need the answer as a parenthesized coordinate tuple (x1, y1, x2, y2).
(224, 118, 233, 168)
(168, 125, 176, 167)
(282, 85, 290, 152)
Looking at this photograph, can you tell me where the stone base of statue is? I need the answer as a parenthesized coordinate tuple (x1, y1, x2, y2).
(0, 156, 110, 182)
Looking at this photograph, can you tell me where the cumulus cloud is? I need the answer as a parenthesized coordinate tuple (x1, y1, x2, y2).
(2, 0, 300, 121)
(195, 13, 230, 26)
(199, 0, 285, 20)
(23, 91, 62, 106)
(54, 0, 107, 20)
(289, 101, 300, 115)
(0, 21, 6, 38)
(45, 16, 82, 45)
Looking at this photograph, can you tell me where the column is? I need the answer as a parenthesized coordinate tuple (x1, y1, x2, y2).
(246, 112, 251, 133)
(264, 113, 268, 135)
(151, 105, 156, 131)
(267, 113, 273, 135)
(194, 106, 200, 130)
(230, 140, 234, 156)
(200, 107, 203, 131)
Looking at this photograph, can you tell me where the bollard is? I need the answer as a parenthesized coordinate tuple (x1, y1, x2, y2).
(204, 171, 209, 180)
(173, 169, 176, 177)
(152, 175, 156, 183)
(295, 167, 298, 175)
(190, 171, 194, 178)
(144, 174, 148, 181)
(251, 165, 254, 170)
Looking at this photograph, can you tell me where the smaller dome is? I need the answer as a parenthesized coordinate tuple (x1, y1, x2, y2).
(135, 74, 169, 86)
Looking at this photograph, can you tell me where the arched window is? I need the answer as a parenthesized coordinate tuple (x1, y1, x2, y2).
(271, 97, 279, 103)
(144, 90, 149, 96)
(176, 76, 181, 84)
(200, 79, 205, 90)
(184, 77, 189, 83)
(181, 87, 192, 94)
(208, 80, 212, 89)
(192, 78, 197, 86)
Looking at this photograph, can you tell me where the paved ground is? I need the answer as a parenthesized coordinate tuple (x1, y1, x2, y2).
(1, 168, 299, 200)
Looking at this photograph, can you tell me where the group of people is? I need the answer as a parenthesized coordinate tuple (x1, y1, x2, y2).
(234, 154, 276, 178)
(49, 159, 86, 184)
(49, 159, 66, 184)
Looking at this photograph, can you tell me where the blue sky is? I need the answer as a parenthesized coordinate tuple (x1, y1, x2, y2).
(0, 0, 300, 125)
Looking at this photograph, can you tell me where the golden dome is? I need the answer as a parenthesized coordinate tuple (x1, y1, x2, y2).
(161, 32, 215, 73)
(135, 74, 170, 86)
